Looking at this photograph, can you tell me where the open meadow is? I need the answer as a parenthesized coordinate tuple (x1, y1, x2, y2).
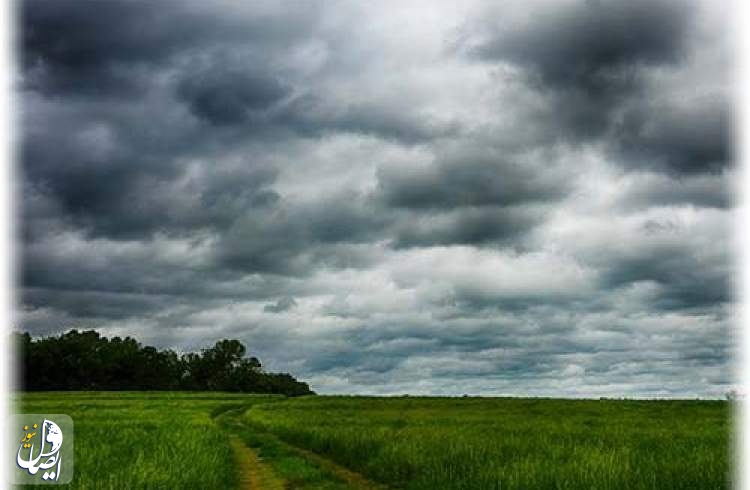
(14, 392, 279, 488)
(14, 393, 731, 489)
(16, 1, 735, 488)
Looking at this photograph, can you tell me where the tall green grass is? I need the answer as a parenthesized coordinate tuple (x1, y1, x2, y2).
(15, 392, 279, 489)
(13, 393, 732, 489)
(243, 397, 731, 490)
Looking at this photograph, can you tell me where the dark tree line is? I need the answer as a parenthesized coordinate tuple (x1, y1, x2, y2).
(14, 329, 314, 396)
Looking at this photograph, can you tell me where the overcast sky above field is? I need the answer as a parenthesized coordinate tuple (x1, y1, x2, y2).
(18, 0, 734, 397)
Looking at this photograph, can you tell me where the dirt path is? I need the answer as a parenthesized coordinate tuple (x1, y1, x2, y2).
(216, 404, 386, 490)
(229, 436, 286, 490)
(271, 437, 387, 490)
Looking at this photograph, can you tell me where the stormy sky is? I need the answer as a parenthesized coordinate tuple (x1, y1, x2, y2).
(18, 0, 735, 397)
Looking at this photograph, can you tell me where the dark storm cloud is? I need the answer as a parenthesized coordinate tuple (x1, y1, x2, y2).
(21, 0, 170, 96)
(378, 152, 565, 210)
(376, 142, 570, 247)
(615, 172, 733, 210)
(23, 0, 449, 144)
(299, 320, 526, 374)
(22, 287, 169, 320)
(20, 228, 311, 324)
(391, 206, 545, 248)
(17, 0, 734, 396)
(600, 245, 731, 310)
(21, 117, 280, 239)
(460, 0, 733, 177)
(177, 64, 291, 126)
(285, 309, 730, 396)
(614, 95, 732, 174)
(217, 192, 387, 275)
(20, 0, 311, 242)
(561, 211, 733, 312)
(470, 0, 690, 91)
(21, 0, 449, 255)
(21, 234, 204, 297)
(21, 0, 321, 97)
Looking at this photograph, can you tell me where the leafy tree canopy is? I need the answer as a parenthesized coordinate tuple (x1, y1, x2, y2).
(13, 329, 314, 396)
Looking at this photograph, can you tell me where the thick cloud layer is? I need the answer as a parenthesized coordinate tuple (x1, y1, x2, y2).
(18, 0, 735, 397)
(469, 0, 690, 91)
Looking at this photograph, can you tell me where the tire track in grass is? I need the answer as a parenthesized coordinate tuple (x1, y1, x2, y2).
(266, 434, 386, 490)
(214, 404, 287, 489)
(216, 404, 386, 489)
(234, 407, 387, 490)
(230, 436, 285, 490)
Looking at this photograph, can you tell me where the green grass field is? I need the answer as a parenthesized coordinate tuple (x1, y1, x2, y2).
(14, 393, 731, 489)
(14, 392, 280, 489)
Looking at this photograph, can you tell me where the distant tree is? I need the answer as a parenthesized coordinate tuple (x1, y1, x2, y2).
(202, 339, 245, 390)
(13, 329, 314, 396)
